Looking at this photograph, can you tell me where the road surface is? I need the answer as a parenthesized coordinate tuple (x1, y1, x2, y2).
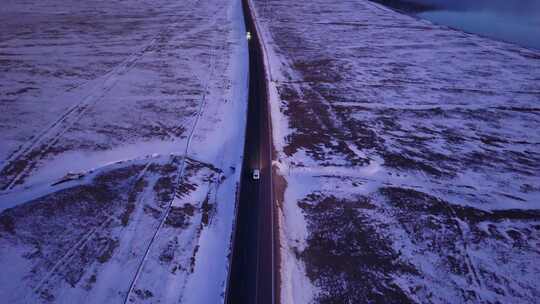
(226, 0, 276, 303)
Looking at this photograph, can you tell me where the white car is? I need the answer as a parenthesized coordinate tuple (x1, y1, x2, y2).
(252, 169, 260, 180)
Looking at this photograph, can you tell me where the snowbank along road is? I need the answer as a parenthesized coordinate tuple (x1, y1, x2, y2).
(0, 0, 249, 302)
(249, 0, 540, 303)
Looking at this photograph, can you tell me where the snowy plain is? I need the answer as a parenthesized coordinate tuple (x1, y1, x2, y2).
(0, 0, 248, 302)
(250, 0, 540, 303)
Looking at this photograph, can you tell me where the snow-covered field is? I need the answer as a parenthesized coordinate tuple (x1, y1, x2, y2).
(0, 0, 248, 302)
(250, 0, 540, 303)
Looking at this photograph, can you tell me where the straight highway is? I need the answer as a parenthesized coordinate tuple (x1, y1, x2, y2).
(225, 0, 276, 302)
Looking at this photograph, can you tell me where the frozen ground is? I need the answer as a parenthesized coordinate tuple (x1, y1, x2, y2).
(249, 0, 540, 303)
(0, 0, 248, 302)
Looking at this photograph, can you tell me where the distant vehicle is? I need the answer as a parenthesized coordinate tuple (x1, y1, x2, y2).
(252, 169, 260, 180)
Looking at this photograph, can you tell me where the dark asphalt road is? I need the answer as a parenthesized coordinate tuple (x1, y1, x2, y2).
(225, 0, 275, 303)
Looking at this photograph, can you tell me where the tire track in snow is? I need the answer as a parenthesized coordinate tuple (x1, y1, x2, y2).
(176, 170, 223, 304)
(450, 210, 484, 290)
(25, 161, 153, 302)
(22, 0, 206, 298)
(27, 216, 115, 301)
(122, 3, 222, 303)
(0, 16, 186, 191)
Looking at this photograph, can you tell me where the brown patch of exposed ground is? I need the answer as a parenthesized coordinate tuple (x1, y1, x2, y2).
(0, 163, 144, 292)
(166, 203, 195, 228)
(297, 188, 540, 303)
(298, 193, 416, 304)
